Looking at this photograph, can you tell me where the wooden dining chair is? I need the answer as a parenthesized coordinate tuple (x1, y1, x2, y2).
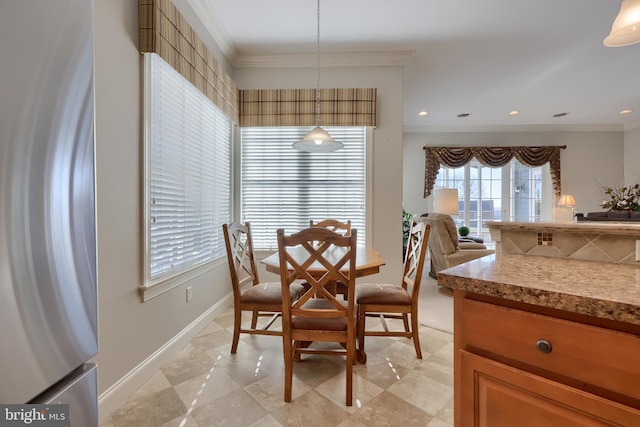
(309, 219, 351, 235)
(310, 219, 352, 299)
(277, 227, 358, 406)
(222, 222, 304, 354)
(356, 221, 430, 361)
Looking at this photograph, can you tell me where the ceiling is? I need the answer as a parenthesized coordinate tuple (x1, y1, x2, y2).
(184, 0, 640, 131)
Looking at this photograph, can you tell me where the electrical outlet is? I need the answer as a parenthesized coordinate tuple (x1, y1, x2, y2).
(636, 240, 640, 262)
(186, 286, 192, 302)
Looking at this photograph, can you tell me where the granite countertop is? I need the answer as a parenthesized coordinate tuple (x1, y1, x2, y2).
(437, 253, 640, 326)
(485, 220, 640, 236)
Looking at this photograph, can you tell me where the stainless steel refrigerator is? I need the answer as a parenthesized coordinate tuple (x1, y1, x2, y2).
(0, 0, 98, 425)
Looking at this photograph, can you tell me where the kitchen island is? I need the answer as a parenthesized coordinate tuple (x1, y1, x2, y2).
(438, 254, 640, 426)
(487, 220, 640, 264)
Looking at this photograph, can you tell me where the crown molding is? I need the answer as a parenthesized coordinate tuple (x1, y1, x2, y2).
(403, 123, 627, 133)
(184, 0, 238, 59)
(232, 51, 416, 68)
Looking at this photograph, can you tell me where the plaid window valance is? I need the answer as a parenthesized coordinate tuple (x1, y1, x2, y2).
(139, 0, 239, 123)
(239, 88, 377, 127)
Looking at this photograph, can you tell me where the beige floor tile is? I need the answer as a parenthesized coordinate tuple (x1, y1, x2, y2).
(129, 371, 173, 401)
(160, 345, 216, 386)
(173, 368, 242, 410)
(244, 372, 312, 412)
(271, 390, 349, 427)
(314, 370, 384, 414)
(161, 414, 199, 427)
(246, 414, 285, 427)
(336, 391, 431, 427)
(288, 355, 345, 388)
(98, 414, 115, 427)
(387, 371, 453, 416)
(354, 354, 412, 389)
(191, 388, 269, 427)
(111, 388, 186, 427)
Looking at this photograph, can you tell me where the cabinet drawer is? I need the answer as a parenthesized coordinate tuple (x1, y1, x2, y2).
(460, 298, 640, 401)
(460, 351, 640, 427)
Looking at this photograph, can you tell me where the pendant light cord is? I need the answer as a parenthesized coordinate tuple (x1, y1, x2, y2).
(315, 0, 321, 126)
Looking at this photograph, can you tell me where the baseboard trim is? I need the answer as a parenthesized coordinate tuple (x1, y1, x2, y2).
(97, 293, 232, 422)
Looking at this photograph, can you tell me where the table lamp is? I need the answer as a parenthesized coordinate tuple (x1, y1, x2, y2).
(557, 194, 576, 221)
(434, 188, 460, 216)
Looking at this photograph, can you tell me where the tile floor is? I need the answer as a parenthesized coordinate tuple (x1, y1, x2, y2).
(99, 308, 454, 427)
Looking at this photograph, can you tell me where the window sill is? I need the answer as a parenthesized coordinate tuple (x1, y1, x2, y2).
(138, 257, 226, 302)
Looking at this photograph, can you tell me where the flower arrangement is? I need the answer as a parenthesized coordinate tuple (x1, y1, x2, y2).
(600, 184, 640, 211)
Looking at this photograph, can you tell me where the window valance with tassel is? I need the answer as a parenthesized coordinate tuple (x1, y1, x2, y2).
(423, 145, 566, 197)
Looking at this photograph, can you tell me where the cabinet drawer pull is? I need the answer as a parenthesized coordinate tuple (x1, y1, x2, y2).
(536, 339, 552, 354)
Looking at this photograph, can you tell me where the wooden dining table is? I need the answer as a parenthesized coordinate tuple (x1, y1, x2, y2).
(261, 245, 385, 364)
(261, 246, 385, 279)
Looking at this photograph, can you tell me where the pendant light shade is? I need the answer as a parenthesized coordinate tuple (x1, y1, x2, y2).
(293, 0, 342, 152)
(293, 126, 344, 152)
(604, 0, 640, 47)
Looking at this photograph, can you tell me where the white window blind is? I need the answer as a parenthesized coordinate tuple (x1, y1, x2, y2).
(241, 127, 366, 250)
(145, 53, 231, 283)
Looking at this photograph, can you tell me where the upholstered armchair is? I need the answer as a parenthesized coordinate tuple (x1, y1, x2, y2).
(420, 213, 494, 278)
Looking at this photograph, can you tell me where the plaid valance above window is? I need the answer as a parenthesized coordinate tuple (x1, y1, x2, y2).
(239, 88, 377, 127)
(139, 0, 239, 123)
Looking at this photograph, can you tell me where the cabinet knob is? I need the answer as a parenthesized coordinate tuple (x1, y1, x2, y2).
(536, 339, 552, 354)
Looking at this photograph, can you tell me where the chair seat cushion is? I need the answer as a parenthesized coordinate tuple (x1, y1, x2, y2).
(292, 298, 353, 331)
(240, 282, 305, 304)
(356, 283, 411, 305)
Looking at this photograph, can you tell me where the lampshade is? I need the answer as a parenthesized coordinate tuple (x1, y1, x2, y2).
(293, 0, 342, 153)
(293, 126, 344, 152)
(557, 194, 576, 207)
(604, 0, 640, 47)
(434, 188, 460, 215)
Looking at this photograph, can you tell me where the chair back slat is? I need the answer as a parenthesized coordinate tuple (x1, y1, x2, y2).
(309, 219, 351, 236)
(403, 221, 430, 300)
(223, 222, 260, 297)
(277, 227, 357, 320)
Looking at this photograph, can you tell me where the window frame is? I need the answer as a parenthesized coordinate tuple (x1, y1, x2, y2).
(140, 53, 232, 301)
(237, 126, 373, 252)
(436, 159, 552, 241)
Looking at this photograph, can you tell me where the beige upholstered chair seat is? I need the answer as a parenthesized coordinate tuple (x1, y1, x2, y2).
(421, 213, 494, 277)
(240, 282, 304, 305)
(291, 299, 352, 331)
(356, 284, 412, 305)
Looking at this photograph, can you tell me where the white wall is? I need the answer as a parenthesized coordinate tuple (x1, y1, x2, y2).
(625, 126, 640, 185)
(233, 66, 405, 283)
(403, 130, 625, 217)
(94, 0, 233, 413)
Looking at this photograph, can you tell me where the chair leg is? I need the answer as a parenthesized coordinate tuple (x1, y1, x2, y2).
(231, 308, 241, 354)
(357, 306, 366, 360)
(402, 313, 410, 333)
(411, 311, 422, 359)
(346, 332, 355, 406)
(283, 336, 293, 402)
(250, 310, 259, 329)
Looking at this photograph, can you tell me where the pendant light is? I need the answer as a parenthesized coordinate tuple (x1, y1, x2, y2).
(604, 0, 640, 47)
(293, 0, 343, 152)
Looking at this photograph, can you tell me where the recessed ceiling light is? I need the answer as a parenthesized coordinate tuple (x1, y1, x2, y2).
(418, 111, 429, 116)
(552, 112, 569, 118)
(619, 109, 633, 115)
(508, 110, 520, 116)
(457, 113, 471, 118)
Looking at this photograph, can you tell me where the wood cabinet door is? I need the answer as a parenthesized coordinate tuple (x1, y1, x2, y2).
(460, 351, 640, 427)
